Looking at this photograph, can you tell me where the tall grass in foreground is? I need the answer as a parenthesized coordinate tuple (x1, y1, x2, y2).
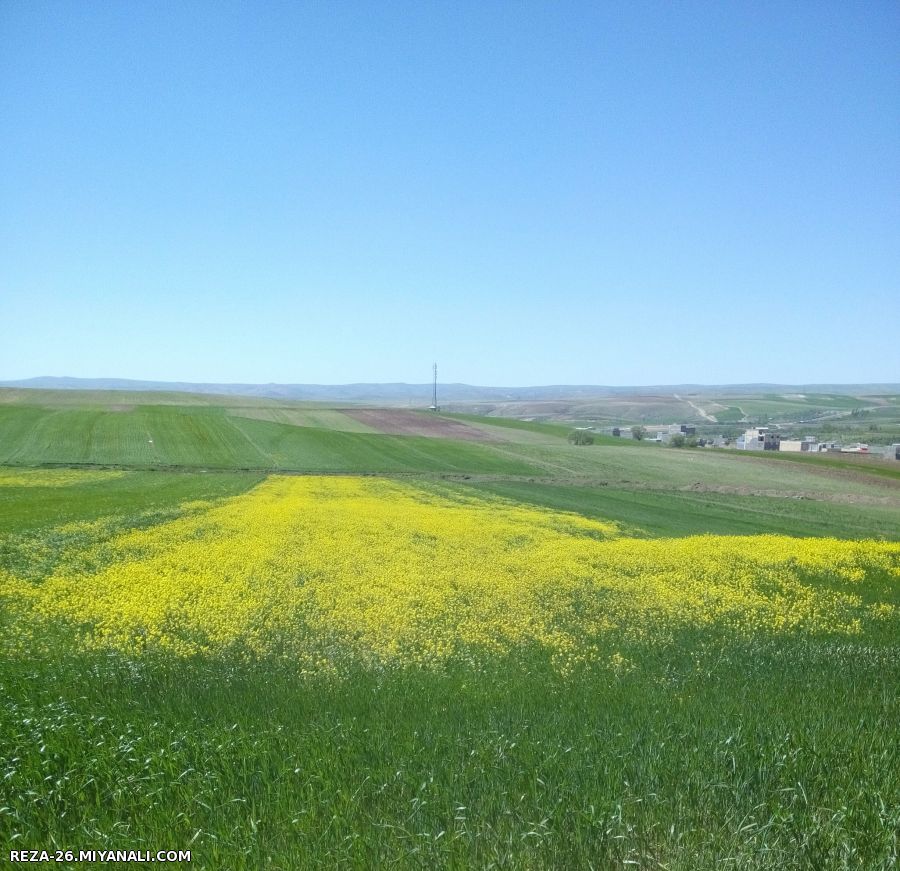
(2, 633, 898, 870)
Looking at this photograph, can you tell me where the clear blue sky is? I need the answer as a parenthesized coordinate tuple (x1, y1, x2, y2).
(2, 1, 898, 386)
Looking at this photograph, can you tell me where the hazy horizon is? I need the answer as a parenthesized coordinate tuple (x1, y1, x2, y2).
(3, 374, 898, 396)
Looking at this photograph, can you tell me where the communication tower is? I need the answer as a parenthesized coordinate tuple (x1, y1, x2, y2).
(429, 363, 439, 411)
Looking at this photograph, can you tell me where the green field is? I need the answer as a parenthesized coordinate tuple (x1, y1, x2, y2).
(457, 479, 900, 540)
(1, 391, 898, 869)
(0, 404, 541, 475)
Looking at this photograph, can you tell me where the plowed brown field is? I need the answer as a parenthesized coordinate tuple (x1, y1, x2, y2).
(344, 409, 497, 441)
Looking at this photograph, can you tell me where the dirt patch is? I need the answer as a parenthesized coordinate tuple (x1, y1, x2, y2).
(344, 410, 498, 442)
(435, 473, 900, 507)
(731, 452, 900, 490)
(674, 481, 900, 507)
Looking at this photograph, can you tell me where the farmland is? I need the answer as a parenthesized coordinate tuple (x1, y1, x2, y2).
(0, 403, 540, 476)
(1, 390, 899, 869)
(440, 388, 900, 448)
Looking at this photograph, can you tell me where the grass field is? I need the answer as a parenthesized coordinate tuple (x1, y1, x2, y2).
(0, 405, 541, 475)
(1, 391, 898, 869)
(226, 406, 378, 433)
(458, 479, 900, 540)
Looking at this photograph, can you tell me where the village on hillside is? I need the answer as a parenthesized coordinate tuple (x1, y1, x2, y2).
(608, 423, 900, 460)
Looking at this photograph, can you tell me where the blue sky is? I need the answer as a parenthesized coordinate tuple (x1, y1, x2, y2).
(2, 1, 898, 386)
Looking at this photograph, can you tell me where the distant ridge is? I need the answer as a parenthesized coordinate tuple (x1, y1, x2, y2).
(2, 376, 898, 402)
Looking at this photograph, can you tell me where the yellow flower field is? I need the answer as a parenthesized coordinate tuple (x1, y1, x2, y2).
(2, 475, 897, 670)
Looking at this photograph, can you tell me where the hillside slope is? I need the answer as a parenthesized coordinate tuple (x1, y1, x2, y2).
(0, 404, 540, 475)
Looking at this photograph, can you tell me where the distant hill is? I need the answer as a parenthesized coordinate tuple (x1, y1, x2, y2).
(2, 376, 898, 403)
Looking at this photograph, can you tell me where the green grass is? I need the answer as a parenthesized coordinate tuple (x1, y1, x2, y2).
(0, 470, 266, 585)
(442, 412, 643, 446)
(712, 446, 900, 483)
(0, 406, 265, 468)
(716, 405, 746, 422)
(454, 479, 900, 540)
(492, 442, 900, 497)
(226, 406, 378, 433)
(0, 387, 349, 409)
(866, 405, 900, 421)
(0, 470, 263, 534)
(4, 401, 896, 490)
(2, 630, 897, 870)
(227, 417, 541, 474)
(441, 412, 572, 438)
(731, 395, 866, 421)
(0, 405, 542, 476)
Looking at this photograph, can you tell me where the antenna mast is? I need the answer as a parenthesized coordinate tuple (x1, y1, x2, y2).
(431, 362, 438, 411)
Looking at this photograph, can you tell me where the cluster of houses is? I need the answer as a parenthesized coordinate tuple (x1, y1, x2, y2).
(732, 426, 891, 456)
(612, 423, 715, 446)
(609, 423, 900, 460)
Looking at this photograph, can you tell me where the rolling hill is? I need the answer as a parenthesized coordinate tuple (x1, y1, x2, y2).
(1, 388, 898, 540)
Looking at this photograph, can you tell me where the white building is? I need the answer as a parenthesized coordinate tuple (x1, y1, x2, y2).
(737, 427, 781, 451)
(780, 436, 817, 453)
